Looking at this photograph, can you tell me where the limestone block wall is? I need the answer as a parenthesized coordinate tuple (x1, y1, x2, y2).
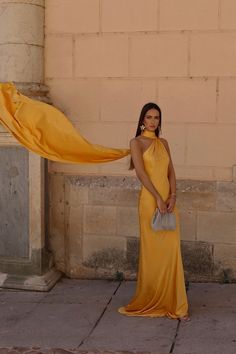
(49, 175, 236, 282)
(45, 0, 236, 180)
(45, 1, 236, 281)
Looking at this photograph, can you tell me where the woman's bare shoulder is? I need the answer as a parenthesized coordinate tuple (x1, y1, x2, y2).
(130, 136, 142, 144)
(160, 137, 167, 143)
(160, 137, 170, 152)
(160, 137, 169, 146)
(130, 136, 144, 151)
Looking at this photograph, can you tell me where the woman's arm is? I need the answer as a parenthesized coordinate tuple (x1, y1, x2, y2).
(161, 138, 176, 212)
(130, 139, 167, 213)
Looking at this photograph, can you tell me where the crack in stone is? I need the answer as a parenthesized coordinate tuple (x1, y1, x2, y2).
(77, 281, 122, 348)
(169, 282, 190, 353)
(169, 320, 180, 353)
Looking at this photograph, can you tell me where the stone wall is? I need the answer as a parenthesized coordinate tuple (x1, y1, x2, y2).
(49, 174, 236, 282)
(45, 0, 236, 181)
(0, 0, 61, 290)
(44, 1, 236, 281)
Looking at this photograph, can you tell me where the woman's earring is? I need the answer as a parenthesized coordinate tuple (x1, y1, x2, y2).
(158, 126, 162, 135)
(140, 124, 145, 131)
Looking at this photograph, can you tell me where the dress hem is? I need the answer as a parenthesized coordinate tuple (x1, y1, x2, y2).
(118, 307, 188, 320)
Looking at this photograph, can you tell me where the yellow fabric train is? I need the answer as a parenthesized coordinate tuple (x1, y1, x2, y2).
(0, 82, 130, 163)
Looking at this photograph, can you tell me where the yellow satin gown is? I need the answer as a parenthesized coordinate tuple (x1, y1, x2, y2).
(0, 82, 129, 163)
(119, 130, 188, 319)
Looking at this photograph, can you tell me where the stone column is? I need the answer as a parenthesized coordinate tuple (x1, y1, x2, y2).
(0, 0, 61, 290)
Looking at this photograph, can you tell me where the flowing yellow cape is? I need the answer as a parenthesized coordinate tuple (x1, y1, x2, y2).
(0, 82, 130, 163)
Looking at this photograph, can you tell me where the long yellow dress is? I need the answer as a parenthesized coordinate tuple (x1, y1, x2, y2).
(119, 130, 188, 319)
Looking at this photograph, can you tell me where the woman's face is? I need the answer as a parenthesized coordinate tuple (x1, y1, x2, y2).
(143, 108, 160, 131)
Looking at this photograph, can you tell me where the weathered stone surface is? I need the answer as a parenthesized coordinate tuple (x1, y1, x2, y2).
(177, 180, 216, 193)
(65, 176, 140, 190)
(48, 174, 236, 281)
(179, 210, 197, 241)
(126, 238, 139, 273)
(1, 281, 236, 352)
(88, 188, 139, 207)
(49, 174, 65, 205)
(181, 241, 214, 279)
(0, 2, 44, 45)
(0, 279, 118, 348)
(214, 243, 236, 282)
(49, 202, 65, 271)
(0, 44, 43, 83)
(0, 0, 45, 5)
(216, 181, 236, 211)
(197, 211, 236, 243)
(15, 83, 50, 103)
(0, 147, 29, 258)
(65, 205, 83, 268)
(65, 184, 88, 207)
(177, 191, 216, 211)
(117, 207, 139, 237)
(65, 205, 83, 238)
(232, 165, 236, 182)
(83, 236, 126, 271)
(49, 202, 65, 238)
(176, 308, 236, 353)
(84, 206, 117, 236)
(81, 281, 177, 353)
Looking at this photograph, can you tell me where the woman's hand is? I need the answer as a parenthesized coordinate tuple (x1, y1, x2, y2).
(166, 196, 176, 213)
(156, 196, 167, 214)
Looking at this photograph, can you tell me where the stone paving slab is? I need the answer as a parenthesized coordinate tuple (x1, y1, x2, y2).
(173, 283, 236, 354)
(174, 284, 236, 354)
(40, 279, 118, 304)
(0, 290, 46, 303)
(185, 283, 236, 308)
(0, 279, 119, 348)
(80, 281, 177, 353)
(174, 310, 236, 354)
(0, 280, 236, 354)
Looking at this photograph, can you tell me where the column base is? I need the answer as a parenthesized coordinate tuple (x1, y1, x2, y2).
(0, 268, 62, 291)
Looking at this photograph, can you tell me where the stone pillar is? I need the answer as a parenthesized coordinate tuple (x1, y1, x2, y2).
(0, 0, 61, 290)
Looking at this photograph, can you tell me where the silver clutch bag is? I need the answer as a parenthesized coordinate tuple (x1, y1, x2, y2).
(151, 208, 176, 232)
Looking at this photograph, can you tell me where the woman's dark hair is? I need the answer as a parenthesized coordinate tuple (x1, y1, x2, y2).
(129, 102, 162, 170)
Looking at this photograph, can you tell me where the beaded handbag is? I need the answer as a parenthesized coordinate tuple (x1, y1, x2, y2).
(151, 208, 176, 232)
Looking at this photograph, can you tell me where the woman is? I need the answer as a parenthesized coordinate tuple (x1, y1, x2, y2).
(118, 103, 189, 321)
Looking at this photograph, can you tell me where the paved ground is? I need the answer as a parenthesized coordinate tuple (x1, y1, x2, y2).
(0, 278, 236, 354)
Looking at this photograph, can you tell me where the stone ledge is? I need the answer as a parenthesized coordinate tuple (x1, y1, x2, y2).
(66, 175, 141, 189)
(16, 82, 50, 103)
(0, 268, 61, 291)
(0, 0, 45, 7)
(63, 175, 236, 191)
(177, 180, 216, 193)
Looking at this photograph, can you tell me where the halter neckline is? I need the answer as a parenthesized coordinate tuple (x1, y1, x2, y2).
(141, 129, 157, 139)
